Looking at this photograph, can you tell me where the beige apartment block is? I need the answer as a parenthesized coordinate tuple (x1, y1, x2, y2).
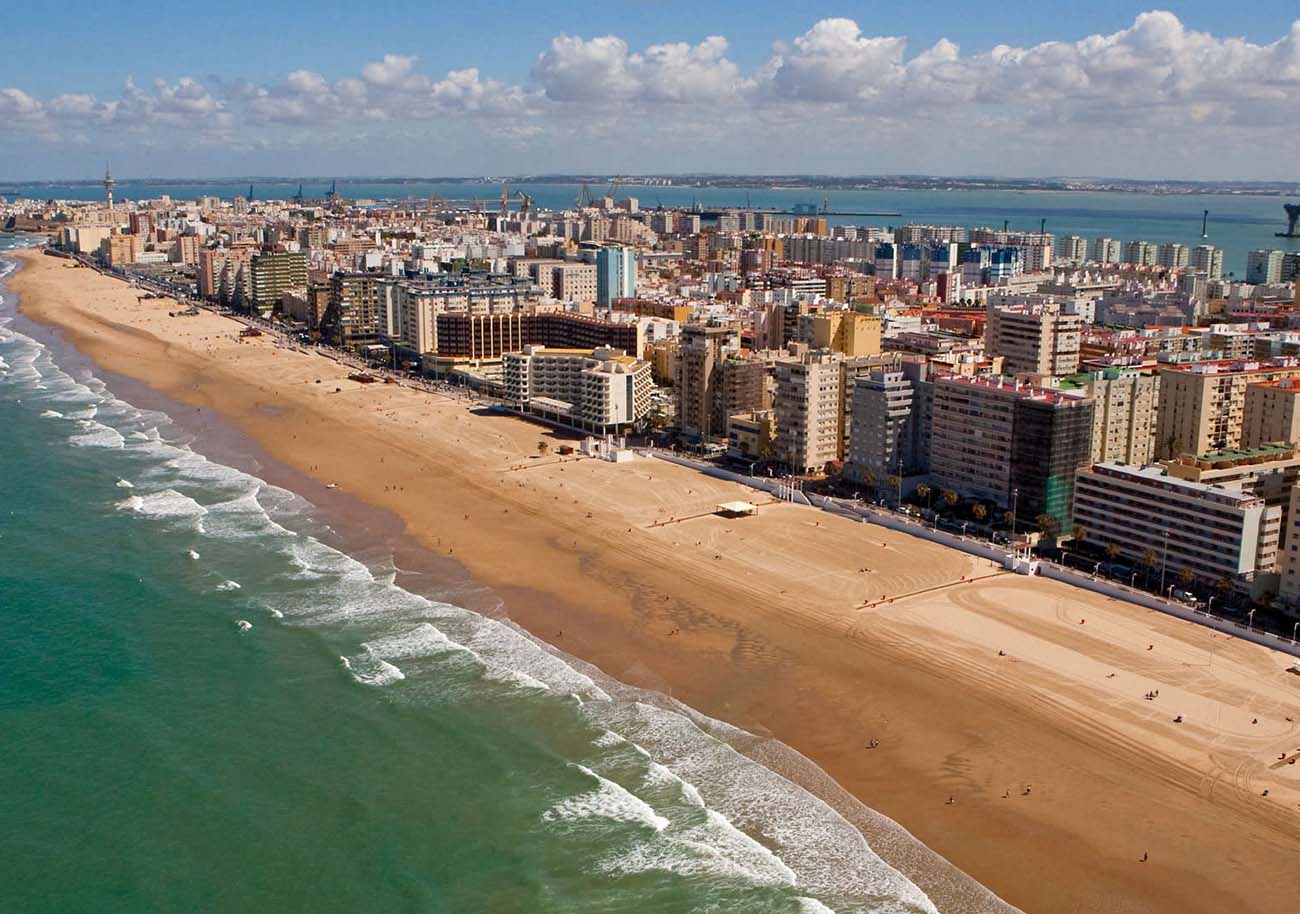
(774, 351, 845, 474)
(1242, 379, 1300, 448)
(1154, 358, 1300, 459)
(985, 300, 1081, 376)
(1084, 368, 1158, 465)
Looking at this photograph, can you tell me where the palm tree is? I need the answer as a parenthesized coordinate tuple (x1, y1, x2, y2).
(886, 475, 901, 506)
(915, 483, 931, 508)
(972, 503, 988, 523)
(1037, 513, 1060, 542)
(942, 489, 959, 508)
(1178, 567, 1196, 588)
(1003, 510, 1015, 530)
(1072, 524, 1087, 548)
(1214, 575, 1232, 596)
(1105, 542, 1121, 561)
(537, 440, 550, 457)
(1141, 547, 1158, 588)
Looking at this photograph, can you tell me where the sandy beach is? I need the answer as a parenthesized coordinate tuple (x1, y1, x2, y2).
(10, 247, 1300, 913)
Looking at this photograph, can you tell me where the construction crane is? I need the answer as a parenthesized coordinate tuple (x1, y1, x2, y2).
(606, 176, 622, 206)
(500, 180, 510, 216)
(577, 182, 592, 210)
(821, 190, 829, 215)
(515, 190, 532, 217)
(292, 183, 304, 204)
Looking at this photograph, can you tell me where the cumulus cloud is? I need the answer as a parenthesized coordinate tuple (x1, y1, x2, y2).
(2, 12, 1299, 177)
(533, 33, 744, 103)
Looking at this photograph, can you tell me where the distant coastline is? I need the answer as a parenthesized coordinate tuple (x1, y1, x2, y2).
(4, 174, 1299, 199)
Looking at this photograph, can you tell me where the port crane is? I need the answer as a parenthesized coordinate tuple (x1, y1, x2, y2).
(515, 190, 532, 217)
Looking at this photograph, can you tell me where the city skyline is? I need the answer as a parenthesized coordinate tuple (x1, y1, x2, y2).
(2, 4, 1300, 181)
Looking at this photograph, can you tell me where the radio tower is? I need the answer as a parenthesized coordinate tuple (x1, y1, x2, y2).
(103, 162, 115, 215)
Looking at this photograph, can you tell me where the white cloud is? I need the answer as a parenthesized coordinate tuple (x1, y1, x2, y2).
(2, 13, 1299, 178)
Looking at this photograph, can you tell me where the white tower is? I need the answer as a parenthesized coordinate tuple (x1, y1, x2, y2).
(104, 163, 114, 215)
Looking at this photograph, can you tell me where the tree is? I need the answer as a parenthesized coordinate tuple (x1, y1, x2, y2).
(1214, 576, 1233, 595)
(972, 503, 988, 523)
(915, 483, 931, 506)
(1105, 542, 1121, 561)
(886, 475, 901, 502)
(942, 489, 959, 508)
(1072, 524, 1087, 546)
(1003, 510, 1016, 530)
(1178, 567, 1196, 588)
(859, 469, 877, 494)
(1036, 513, 1060, 541)
(537, 440, 550, 456)
(1141, 546, 1159, 588)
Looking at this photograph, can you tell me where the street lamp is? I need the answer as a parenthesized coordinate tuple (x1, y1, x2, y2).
(962, 521, 970, 537)
(1167, 584, 1176, 600)
(1010, 487, 1019, 539)
(1247, 608, 1255, 631)
(1292, 621, 1298, 645)
(1130, 570, 1139, 588)
(1207, 595, 1216, 614)
(1094, 561, 1103, 577)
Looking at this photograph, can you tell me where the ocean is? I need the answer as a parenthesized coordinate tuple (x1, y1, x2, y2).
(7, 179, 1299, 276)
(0, 232, 1018, 914)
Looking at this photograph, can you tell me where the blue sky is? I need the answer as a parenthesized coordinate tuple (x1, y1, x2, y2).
(2, 2, 1299, 180)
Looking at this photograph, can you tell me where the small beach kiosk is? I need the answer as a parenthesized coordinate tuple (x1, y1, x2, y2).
(715, 501, 759, 518)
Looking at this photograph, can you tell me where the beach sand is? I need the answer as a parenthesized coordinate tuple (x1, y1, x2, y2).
(11, 248, 1300, 913)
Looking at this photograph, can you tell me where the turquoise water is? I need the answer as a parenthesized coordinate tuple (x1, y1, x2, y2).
(0, 235, 1015, 914)
(9, 180, 1299, 274)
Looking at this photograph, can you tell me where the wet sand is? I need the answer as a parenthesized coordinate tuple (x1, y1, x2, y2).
(11, 248, 1300, 914)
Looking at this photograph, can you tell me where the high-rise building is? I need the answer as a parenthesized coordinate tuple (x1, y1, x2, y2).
(1242, 379, 1300, 448)
(1123, 240, 1158, 266)
(596, 246, 636, 306)
(844, 359, 931, 486)
(1090, 237, 1121, 264)
(774, 351, 845, 474)
(1246, 249, 1283, 285)
(1057, 236, 1088, 263)
(249, 251, 307, 316)
(674, 324, 736, 441)
(1157, 243, 1189, 269)
(1190, 244, 1223, 281)
(1154, 358, 1300, 458)
(929, 376, 1094, 530)
(985, 301, 1082, 377)
(1083, 368, 1158, 466)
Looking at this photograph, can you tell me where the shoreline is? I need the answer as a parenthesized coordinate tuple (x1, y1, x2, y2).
(8, 244, 1300, 913)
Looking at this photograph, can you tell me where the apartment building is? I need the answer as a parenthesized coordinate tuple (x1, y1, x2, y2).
(1154, 358, 1300, 459)
(929, 376, 1094, 529)
(774, 351, 845, 474)
(431, 312, 643, 366)
(1073, 462, 1280, 594)
(801, 310, 882, 357)
(674, 323, 738, 441)
(502, 345, 653, 432)
(985, 301, 1081, 376)
(249, 251, 307, 316)
(1082, 368, 1158, 465)
(844, 359, 931, 485)
(1242, 379, 1300, 448)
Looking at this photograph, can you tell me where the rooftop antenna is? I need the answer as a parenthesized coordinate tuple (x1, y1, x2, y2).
(1201, 209, 1209, 238)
